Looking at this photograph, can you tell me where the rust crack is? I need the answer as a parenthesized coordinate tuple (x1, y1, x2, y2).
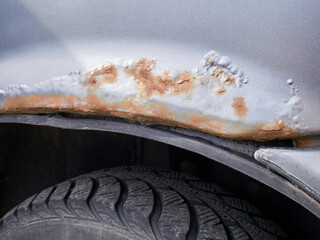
(176, 79, 191, 85)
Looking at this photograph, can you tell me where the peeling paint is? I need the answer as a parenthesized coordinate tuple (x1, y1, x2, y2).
(126, 58, 195, 98)
(255, 121, 294, 141)
(0, 50, 307, 141)
(85, 64, 118, 87)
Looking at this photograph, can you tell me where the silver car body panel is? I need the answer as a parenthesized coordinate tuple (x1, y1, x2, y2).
(255, 148, 320, 203)
(1, 1, 320, 216)
(1, 1, 320, 139)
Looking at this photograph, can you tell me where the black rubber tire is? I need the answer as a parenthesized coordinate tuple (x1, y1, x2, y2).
(0, 166, 287, 240)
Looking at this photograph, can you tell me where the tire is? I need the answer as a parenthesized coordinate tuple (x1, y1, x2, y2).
(0, 166, 287, 240)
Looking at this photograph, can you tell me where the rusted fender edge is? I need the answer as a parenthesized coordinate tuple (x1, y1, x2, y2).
(0, 113, 319, 218)
(0, 50, 307, 141)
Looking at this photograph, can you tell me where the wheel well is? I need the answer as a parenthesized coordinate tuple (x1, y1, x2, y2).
(0, 122, 319, 239)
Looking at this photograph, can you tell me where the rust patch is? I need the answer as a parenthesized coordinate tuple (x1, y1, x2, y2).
(149, 103, 175, 120)
(255, 121, 294, 141)
(217, 70, 224, 76)
(232, 97, 248, 118)
(187, 114, 223, 133)
(81, 94, 175, 123)
(4, 94, 82, 111)
(223, 76, 236, 84)
(126, 58, 195, 97)
(85, 64, 118, 87)
(295, 136, 320, 148)
(102, 65, 118, 83)
(88, 77, 98, 86)
(216, 88, 226, 96)
(0, 93, 300, 142)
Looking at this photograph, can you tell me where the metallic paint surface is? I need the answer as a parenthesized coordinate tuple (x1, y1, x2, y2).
(255, 148, 320, 203)
(1, 1, 319, 139)
(0, 53, 308, 141)
(1, 1, 320, 218)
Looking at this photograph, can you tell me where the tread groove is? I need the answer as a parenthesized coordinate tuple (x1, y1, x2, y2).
(228, 213, 263, 240)
(26, 193, 41, 220)
(190, 193, 236, 240)
(45, 186, 58, 217)
(208, 209, 235, 240)
(208, 200, 254, 240)
(113, 177, 131, 230)
(140, 179, 163, 240)
(12, 208, 18, 225)
(170, 187, 199, 240)
(64, 181, 78, 217)
(87, 177, 104, 223)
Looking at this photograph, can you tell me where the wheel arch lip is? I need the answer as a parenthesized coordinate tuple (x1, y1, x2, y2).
(0, 113, 319, 219)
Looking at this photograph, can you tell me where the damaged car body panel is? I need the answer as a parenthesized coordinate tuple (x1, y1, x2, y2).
(0, 51, 311, 141)
(1, 0, 320, 219)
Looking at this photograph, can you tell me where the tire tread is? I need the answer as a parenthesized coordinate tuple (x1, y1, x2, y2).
(0, 166, 286, 240)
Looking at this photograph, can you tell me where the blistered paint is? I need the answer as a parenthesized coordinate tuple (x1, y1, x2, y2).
(85, 63, 118, 87)
(125, 58, 195, 98)
(0, 50, 306, 141)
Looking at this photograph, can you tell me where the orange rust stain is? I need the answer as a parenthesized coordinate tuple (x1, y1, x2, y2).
(80, 94, 181, 128)
(3, 94, 83, 112)
(85, 64, 118, 87)
(89, 78, 97, 86)
(82, 94, 173, 121)
(216, 88, 226, 96)
(212, 71, 236, 85)
(217, 70, 224, 76)
(295, 136, 320, 148)
(254, 121, 294, 141)
(232, 97, 248, 118)
(224, 76, 236, 84)
(188, 114, 223, 133)
(149, 103, 175, 120)
(126, 58, 195, 97)
(84, 94, 107, 110)
(4, 95, 42, 109)
(1, 93, 300, 142)
(102, 65, 118, 83)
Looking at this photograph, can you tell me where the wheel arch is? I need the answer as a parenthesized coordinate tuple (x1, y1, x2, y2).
(0, 113, 319, 219)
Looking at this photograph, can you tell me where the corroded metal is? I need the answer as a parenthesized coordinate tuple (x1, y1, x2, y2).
(295, 137, 320, 148)
(0, 51, 308, 141)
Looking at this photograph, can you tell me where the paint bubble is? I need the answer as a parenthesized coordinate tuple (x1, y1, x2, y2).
(287, 79, 293, 85)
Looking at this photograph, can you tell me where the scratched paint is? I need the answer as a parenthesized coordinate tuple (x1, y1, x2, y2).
(0, 50, 305, 141)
